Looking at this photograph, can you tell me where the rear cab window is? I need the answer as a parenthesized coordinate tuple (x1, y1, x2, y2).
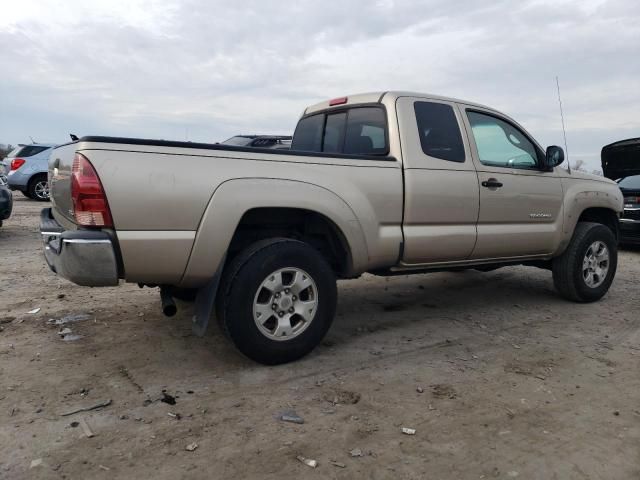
(291, 106, 389, 157)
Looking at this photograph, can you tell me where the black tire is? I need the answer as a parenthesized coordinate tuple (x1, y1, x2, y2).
(216, 238, 337, 365)
(27, 174, 49, 201)
(552, 222, 617, 302)
(21, 190, 31, 199)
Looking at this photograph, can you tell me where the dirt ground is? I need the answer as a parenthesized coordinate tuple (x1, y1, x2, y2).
(1, 196, 639, 480)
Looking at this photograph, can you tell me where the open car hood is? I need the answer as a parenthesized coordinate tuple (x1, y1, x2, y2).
(602, 137, 640, 180)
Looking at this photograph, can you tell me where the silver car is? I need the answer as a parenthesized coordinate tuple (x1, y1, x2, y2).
(4, 143, 56, 201)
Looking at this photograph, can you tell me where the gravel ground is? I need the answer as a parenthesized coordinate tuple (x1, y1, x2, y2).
(1, 196, 639, 480)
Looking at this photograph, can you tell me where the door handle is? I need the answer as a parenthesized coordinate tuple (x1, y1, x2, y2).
(481, 178, 503, 188)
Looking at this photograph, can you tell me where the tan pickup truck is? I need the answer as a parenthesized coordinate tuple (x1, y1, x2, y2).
(41, 91, 623, 364)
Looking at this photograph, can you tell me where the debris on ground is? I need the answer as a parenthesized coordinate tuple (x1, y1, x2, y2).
(401, 427, 416, 435)
(27, 308, 41, 314)
(279, 411, 304, 424)
(296, 455, 318, 468)
(57, 327, 82, 341)
(57, 293, 66, 299)
(168, 412, 181, 420)
(61, 399, 112, 417)
(185, 442, 198, 452)
(416, 387, 424, 393)
(29, 459, 43, 469)
(350, 448, 364, 457)
(431, 384, 457, 399)
(161, 391, 176, 405)
(323, 389, 361, 405)
(98, 465, 110, 471)
(331, 460, 346, 468)
(79, 418, 94, 438)
(49, 313, 91, 326)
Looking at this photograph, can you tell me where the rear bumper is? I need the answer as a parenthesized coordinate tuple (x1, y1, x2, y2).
(619, 217, 640, 244)
(40, 208, 119, 286)
(7, 170, 30, 190)
(0, 187, 12, 220)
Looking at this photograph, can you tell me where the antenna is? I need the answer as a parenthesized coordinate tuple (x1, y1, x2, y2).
(29, 136, 36, 144)
(555, 76, 570, 173)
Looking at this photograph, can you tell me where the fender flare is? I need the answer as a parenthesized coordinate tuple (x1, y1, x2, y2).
(179, 177, 369, 288)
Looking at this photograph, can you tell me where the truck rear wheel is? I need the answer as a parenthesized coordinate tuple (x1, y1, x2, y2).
(552, 222, 617, 302)
(216, 238, 337, 365)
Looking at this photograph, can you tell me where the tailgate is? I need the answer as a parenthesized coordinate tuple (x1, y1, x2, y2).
(48, 142, 78, 226)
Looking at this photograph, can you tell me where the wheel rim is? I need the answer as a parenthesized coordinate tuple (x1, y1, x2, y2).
(582, 240, 609, 288)
(34, 180, 49, 200)
(252, 267, 318, 341)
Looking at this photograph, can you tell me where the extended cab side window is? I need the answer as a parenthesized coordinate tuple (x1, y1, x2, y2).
(414, 102, 465, 162)
(466, 111, 541, 169)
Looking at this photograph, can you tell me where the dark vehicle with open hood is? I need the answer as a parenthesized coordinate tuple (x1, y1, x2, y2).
(617, 175, 640, 244)
(0, 173, 12, 228)
(602, 138, 640, 244)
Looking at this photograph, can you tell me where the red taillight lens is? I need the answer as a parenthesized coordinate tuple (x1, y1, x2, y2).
(10, 158, 26, 171)
(71, 153, 113, 227)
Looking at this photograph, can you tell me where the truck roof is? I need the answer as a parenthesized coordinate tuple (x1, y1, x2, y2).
(304, 91, 494, 115)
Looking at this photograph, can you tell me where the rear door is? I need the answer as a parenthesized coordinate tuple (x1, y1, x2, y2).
(396, 96, 479, 264)
(460, 106, 564, 259)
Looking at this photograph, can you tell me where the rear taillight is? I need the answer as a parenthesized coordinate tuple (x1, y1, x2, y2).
(624, 196, 640, 205)
(71, 153, 113, 227)
(10, 158, 26, 171)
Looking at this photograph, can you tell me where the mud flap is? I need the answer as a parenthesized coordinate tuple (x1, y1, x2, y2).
(191, 255, 225, 337)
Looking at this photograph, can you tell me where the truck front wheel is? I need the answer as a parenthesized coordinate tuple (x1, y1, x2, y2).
(216, 238, 337, 365)
(552, 222, 617, 302)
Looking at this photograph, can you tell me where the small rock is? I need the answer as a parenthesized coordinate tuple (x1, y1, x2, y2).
(401, 427, 416, 435)
(185, 442, 198, 452)
(27, 308, 41, 314)
(280, 413, 304, 424)
(57, 294, 65, 299)
(296, 455, 317, 468)
(416, 387, 424, 393)
(331, 461, 346, 468)
(613, 411, 620, 416)
(58, 328, 72, 336)
(350, 448, 363, 457)
(30, 459, 43, 469)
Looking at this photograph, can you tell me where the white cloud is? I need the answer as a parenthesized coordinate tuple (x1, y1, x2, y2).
(0, 0, 638, 170)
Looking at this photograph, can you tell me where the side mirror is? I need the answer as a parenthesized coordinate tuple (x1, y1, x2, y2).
(545, 145, 565, 169)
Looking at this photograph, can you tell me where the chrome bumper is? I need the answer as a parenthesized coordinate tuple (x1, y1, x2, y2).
(40, 208, 119, 286)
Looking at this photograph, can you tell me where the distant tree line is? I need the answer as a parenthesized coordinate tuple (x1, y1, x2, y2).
(0, 144, 14, 160)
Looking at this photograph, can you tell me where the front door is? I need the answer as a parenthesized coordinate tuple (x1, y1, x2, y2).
(397, 96, 479, 265)
(460, 107, 564, 259)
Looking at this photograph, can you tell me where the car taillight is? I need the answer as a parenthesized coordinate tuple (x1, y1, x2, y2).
(624, 196, 640, 205)
(71, 153, 113, 227)
(10, 158, 26, 171)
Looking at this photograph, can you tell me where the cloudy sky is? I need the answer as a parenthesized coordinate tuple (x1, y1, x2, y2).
(1, 0, 639, 170)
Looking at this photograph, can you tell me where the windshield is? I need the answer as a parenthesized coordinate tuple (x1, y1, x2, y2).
(618, 175, 640, 190)
(221, 136, 253, 147)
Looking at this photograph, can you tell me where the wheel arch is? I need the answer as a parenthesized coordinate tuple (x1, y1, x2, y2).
(179, 178, 369, 287)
